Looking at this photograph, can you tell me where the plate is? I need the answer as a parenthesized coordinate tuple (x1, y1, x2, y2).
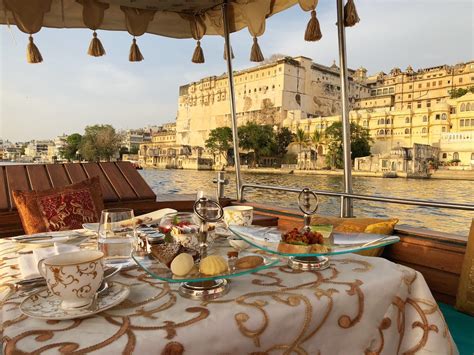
(228, 225, 400, 257)
(82, 208, 177, 232)
(11, 229, 93, 245)
(20, 282, 130, 320)
(132, 238, 279, 283)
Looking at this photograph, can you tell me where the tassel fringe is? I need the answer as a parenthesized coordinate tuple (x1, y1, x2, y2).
(223, 44, 235, 60)
(88, 31, 106, 57)
(250, 37, 264, 62)
(192, 40, 205, 64)
(304, 10, 322, 41)
(27, 35, 43, 64)
(129, 38, 144, 62)
(344, 0, 360, 27)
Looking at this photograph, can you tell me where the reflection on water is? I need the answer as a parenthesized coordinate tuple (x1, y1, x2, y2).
(140, 169, 473, 236)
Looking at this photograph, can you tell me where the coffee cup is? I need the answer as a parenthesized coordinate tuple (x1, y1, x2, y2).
(223, 206, 253, 227)
(38, 250, 104, 310)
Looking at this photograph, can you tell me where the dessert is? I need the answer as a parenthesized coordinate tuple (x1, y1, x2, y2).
(150, 243, 181, 267)
(199, 255, 228, 275)
(277, 228, 328, 254)
(170, 253, 195, 276)
(235, 255, 264, 269)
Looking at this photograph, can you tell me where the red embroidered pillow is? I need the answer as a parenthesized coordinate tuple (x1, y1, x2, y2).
(12, 177, 104, 235)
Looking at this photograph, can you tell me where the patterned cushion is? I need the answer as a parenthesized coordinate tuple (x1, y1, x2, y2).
(12, 177, 104, 235)
(311, 215, 399, 257)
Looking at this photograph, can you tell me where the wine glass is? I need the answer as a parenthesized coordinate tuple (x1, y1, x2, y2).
(98, 208, 136, 268)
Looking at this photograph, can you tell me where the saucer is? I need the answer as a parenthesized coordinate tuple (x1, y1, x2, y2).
(20, 282, 130, 320)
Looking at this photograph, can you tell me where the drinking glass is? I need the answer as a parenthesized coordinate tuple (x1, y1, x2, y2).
(98, 208, 136, 268)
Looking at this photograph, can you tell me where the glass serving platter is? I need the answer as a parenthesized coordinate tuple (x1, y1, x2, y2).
(228, 225, 400, 257)
(131, 238, 279, 283)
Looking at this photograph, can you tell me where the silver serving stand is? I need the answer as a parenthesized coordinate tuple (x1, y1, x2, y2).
(287, 188, 330, 271)
(178, 197, 229, 300)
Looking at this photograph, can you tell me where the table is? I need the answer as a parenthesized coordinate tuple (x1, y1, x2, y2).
(1, 238, 458, 354)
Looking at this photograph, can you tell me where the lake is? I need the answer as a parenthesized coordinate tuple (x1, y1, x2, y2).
(139, 169, 474, 236)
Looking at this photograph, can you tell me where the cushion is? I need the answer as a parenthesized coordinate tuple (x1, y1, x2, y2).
(12, 177, 104, 235)
(311, 215, 399, 257)
(455, 219, 474, 316)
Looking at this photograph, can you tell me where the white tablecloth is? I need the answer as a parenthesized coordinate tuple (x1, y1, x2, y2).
(0, 239, 457, 354)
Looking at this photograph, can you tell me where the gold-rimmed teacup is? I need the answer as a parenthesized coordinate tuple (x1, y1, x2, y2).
(37, 250, 104, 310)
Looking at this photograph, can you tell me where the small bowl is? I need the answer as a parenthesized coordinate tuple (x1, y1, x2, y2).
(227, 237, 250, 251)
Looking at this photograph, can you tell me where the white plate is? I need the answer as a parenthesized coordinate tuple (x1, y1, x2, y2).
(20, 282, 130, 320)
(83, 208, 177, 232)
(11, 229, 93, 245)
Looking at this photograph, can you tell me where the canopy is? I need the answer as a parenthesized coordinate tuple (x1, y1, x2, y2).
(0, 0, 297, 39)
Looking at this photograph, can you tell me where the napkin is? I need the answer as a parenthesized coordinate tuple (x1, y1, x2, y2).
(19, 244, 79, 280)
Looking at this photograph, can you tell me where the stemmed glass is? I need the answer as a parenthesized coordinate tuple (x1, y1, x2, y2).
(98, 208, 136, 268)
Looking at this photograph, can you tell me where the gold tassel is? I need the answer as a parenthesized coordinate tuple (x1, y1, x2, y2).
(344, 0, 360, 27)
(223, 43, 235, 60)
(27, 35, 43, 64)
(304, 10, 322, 41)
(87, 31, 106, 57)
(129, 37, 144, 62)
(192, 40, 205, 64)
(250, 37, 264, 62)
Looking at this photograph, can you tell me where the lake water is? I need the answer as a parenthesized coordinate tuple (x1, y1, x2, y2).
(139, 169, 474, 237)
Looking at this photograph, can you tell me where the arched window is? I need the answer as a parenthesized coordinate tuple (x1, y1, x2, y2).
(378, 129, 384, 135)
(386, 118, 391, 124)
(441, 113, 447, 120)
(467, 103, 471, 111)
(453, 152, 459, 160)
(405, 117, 410, 123)
(471, 152, 474, 160)
(423, 115, 428, 122)
(422, 127, 427, 134)
(460, 103, 466, 112)
(442, 153, 447, 159)
(363, 120, 368, 127)
(404, 128, 410, 134)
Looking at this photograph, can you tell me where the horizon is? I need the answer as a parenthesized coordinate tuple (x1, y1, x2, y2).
(1, 0, 473, 142)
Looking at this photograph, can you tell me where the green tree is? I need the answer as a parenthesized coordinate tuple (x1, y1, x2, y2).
(324, 121, 372, 168)
(449, 86, 474, 99)
(273, 127, 293, 158)
(291, 128, 308, 153)
(238, 122, 275, 167)
(60, 133, 82, 161)
(205, 127, 233, 164)
(79, 125, 122, 162)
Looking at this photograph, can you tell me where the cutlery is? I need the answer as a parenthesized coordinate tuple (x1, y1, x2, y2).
(13, 235, 75, 242)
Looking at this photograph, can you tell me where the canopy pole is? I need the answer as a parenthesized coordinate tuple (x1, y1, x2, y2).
(222, 1, 243, 201)
(336, 0, 354, 217)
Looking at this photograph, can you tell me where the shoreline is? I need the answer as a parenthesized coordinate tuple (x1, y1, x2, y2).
(141, 166, 474, 181)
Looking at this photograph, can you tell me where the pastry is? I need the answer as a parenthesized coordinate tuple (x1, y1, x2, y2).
(170, 253, 195, 276)
(277, 243, 311, 254)
(150, 243, 181, 267)
(310, 244, 329, 253)
(235, 255, 264, 269)
(199, 255, 228, 275)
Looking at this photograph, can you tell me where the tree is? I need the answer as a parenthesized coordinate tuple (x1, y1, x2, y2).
(60, 133, 82, 161)
(449, 86, 474, 99)
(205, 127, 233, 165)
(309, 129, 323, 151)
(79, 125, 122, 162)
(238, 122, 275, 167)
(324, 121, 372, 168)
(291, 128, 308, 153)
(273, 127, 293, 158)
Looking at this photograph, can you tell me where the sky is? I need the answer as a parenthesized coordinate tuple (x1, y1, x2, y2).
(0, 0, 473, 142)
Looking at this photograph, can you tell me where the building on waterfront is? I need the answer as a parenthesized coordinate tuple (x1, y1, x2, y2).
(176, 56, 370, 148)
(121, 129, 152, 152)
(138, 123, 214, 170)
(24, 140, 54, 162)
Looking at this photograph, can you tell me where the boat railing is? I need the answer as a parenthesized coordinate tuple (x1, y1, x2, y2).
(238, 183, 474, 217)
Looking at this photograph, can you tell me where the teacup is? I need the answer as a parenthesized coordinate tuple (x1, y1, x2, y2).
(223, 206, 253, 227)
(38, 250, 104, 310)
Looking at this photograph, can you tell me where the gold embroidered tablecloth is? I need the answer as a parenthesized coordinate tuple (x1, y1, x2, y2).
(0, 239, 457, 354)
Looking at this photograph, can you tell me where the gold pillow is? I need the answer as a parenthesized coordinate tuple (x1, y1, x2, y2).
(456, 219, 474, 316)
(311, 216, 399, 257)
